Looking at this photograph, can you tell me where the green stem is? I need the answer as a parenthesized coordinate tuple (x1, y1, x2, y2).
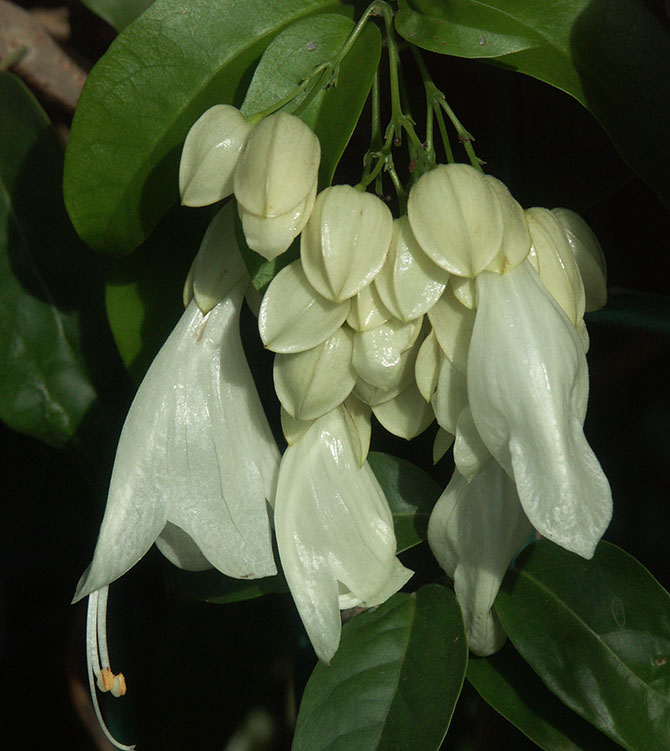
(248, 64, 328, 123)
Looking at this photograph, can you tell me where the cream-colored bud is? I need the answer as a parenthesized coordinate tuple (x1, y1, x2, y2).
(427, 287, 475, 374)
(553, 208, 607, 312)
(281, 407, 314, 446)
(433, 428, 455, 464)
(258, 260, 349, 354)
(526, 208, 586, 325)
(352, 318, 422, 391)
(180, 105, 252, 207)
(234, 112, 320, 218)
(408, 163, 504, 278)
(432, 353, 468, 435)
(453, 407, 491, 482)
(415, 330, 442, 402)
(341, 394, 372, 467)
(301, 185, 393, 302)
(239, 179, 317, 261)
(273, 328, 355, 421)
(372, 382, 434, 440)
(375, 216, 450, 322)
(484, 176, 531, 275)
(449, 276, 476, 309)
(346, 284, 391, 332)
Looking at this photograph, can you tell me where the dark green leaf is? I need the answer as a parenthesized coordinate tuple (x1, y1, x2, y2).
(64, 0, 345, 256)
(368, 451, 442, 553)
(468, 641, 624, 751)
(395, 0, 670, 207)
(496, 540, 670, 751)
(0, 72, 97, 447)
(241, 12, 381, 187)
(79, 0, 154, 31)
(293, 585, 467, 751)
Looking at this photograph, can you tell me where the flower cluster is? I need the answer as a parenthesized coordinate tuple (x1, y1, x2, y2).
(76, 103, 612, 747)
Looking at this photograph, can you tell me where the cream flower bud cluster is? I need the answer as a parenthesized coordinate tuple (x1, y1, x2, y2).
(180, 105, 320, 261)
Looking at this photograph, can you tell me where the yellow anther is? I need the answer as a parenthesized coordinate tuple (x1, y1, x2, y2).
(97, 667, 115, 692)
(111, 673, 127, 698)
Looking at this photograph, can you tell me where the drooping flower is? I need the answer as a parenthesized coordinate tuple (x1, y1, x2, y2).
(274, 406, 413, 663)
(468, 260, 612, 559)
(74, 205, 280, 748)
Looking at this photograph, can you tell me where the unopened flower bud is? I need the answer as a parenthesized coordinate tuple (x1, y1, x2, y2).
(427, 288, 476, 374)
(301, 185, 393, 302)
(553, 208, 607, 312)
(234, 112, 320, 218)
(372, 381, 434, 440)
(526, 208, 586, 325)
(346, 284, 391, 332)
(180, 105, 252, 207)
(375, 216, 449, 322)
(408, 164, 504, 278)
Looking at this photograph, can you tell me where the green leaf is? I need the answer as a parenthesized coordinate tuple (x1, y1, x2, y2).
(293, 585, 467, 751)
(496, 540, 670, 751)
(0, 72, 97, 448)
(166, 565, 288, 605)
(105, 202, 215, 381)
(468, 641, 624, 751)
(78, 0, 154, 31)
(395, 0, 670, 207)
(64, 0, 345, 256)
(368, 451, 442, 553)
(241, 13, 381, 187)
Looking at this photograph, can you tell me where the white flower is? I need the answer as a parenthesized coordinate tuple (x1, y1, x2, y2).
(274, 406, 413, 663)
(73, 207, 280, 748)
(179, 104, 252, 207)
(468, 260, 612, 559)
(428, 461, 533, 656)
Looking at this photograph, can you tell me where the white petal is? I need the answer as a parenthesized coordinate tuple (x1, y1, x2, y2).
(341, 394, 372, 466)
(275, 408, 411, 662)
(372, 382, 435, 440)
(301, 185, 393, 302)
(428, 463, 533, 655)
(234, 112, 320, 217)
(352, 317, 422, 390)
(375, 216, 449, 321)
(432, 353, 468, 435)
(449, 275, 476, 310)
(433, 428, 455, 464)
(469, 261, 611, 559)
(453, 407, 491, 482)
(415, 330, 442, 401)
(353, 377, 406, 408)
(484, 175, 531, 274)
(163, 293, 279, 578)
(180, 105, 251, 207)
(238, 179, 316, 261)
(346, 283, 391, 332)
(281, 407, 314, 446)
(427, 288, 475, 374)
(192, 203, 248, 314)
(553, 208, 607, 312)
(273, 328, 355, 420)
(258, 260, 350, 353)
(526, 207, 586, 325)
(408, 163, 503, 277)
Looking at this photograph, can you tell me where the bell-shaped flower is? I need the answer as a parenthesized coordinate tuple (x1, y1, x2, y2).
(234, 111, 320, 259)
(275, 406, 413, 662)
(526, 207, 586, 325)
(73, 207, 280, 748)
(553, 207, 607, 312)
(301, 185, 393, 302)
(407, 163, 504, 277)
(428, 461, 533, 656)
(468, 260, 612, 559)
(179, 104, 252, 207)
(258, 260, 350, 353)
(374, 216, 450, 321)
(273, 327, 356, 420)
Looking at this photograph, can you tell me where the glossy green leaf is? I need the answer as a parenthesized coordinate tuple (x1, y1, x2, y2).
(241, 13, 381, 187)
(368, 451, 442, 553)
(64, 0, 344, 256)
(78, 0, 154, 31)
(0, 72, 97, 447)
(105, 202, 215, 381)
(293, 585, 467, 751)
(468, 641, 624, 751)
(496, 540, 670, 751)
(166, 565, 288, 605)
(396, 0, 670, 207)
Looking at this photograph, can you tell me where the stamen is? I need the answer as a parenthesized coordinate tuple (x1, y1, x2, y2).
(85, 587, 136, 751)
